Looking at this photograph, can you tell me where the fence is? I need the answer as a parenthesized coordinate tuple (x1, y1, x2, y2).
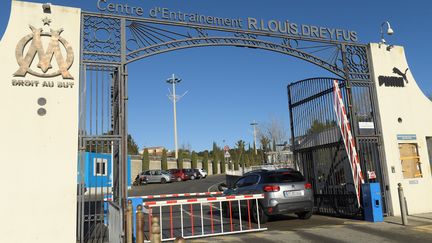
(130, 194, 267, 242)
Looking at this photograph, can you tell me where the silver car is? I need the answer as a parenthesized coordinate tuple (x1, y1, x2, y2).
(139, 170, 173, 184)
(223, 169, 313, 223)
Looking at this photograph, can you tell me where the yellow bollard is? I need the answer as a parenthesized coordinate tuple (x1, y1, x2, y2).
(136, 205, 145, 243)
(150, 216, 161, 243)
(126, 200, 133, 243)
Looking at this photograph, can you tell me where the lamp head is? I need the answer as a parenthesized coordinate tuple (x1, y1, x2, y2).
(387, 27, 394, 35)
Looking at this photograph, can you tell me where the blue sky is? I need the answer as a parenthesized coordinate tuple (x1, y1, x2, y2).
(1, 0, 431, 152)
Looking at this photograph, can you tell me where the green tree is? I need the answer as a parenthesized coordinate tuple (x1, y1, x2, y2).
(191, 151, 198, 168)
(142, 148, 150, 171)
(230, 150, 236, 170)
(220, 157, 226, 173)
(202, 151, 209, 171)
(161, 149, 168, 170)
(307, 119, 336, 134)
(245, 154, 251, 167)
(177, 152, 184, 169)
(127, 134, 140, 155)
(234, 140, 245, 171)
(212, 158, 218, 175)
(260, 136, 270, 152)
(211, 142, 219, 174)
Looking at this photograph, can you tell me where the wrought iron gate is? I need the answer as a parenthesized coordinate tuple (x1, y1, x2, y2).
(288, 77, 387, 218)
(77, 63, 128, 242)
(77, 7, 389, 242)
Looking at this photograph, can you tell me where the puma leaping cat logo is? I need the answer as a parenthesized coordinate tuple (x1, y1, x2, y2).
(392, 67, 409, 84)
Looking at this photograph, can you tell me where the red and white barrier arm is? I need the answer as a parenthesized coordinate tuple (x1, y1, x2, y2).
(333, 80, 365, 207)
(143, 194, 265, 207)
(134, 191, 223, 199)
(104, 191, 224, 201)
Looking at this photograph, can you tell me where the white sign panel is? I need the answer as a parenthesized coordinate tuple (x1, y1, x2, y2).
(359, 122, 375, 129)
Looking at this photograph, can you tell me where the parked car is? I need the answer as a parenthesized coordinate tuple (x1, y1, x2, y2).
(184, 169, 197, 180)
(133, 173, 148, 186)
(223, 169, 313, 223)
(169, 169, 190, 181)
(197, 168, 207, 178)
(138, 170, 173, 184)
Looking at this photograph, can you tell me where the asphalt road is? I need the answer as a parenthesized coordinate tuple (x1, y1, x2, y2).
(126, 175, 432, 242)
(128, 174, 226, 197)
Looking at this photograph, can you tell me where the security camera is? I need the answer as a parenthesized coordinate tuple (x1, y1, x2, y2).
(42, 3, 51, 13)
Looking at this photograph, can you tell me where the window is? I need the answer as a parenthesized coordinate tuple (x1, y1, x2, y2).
(235, 177, 247, 188)
(399, 143, 422, 178)
(94, 158, 107, 176)
(262, 172, 305, 183)
(243, 175, 259, 186)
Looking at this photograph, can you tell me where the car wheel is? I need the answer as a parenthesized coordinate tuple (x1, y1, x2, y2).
(251, 202, 268, 224)
(161, 178, 167, 184)
(190, 175, 195, 180)
(296, 211, 313, 220)
(177, 177, 182, 182)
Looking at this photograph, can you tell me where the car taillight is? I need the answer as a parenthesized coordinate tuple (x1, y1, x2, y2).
(263, 185, 280, 192)
(304, 183, 312, 189)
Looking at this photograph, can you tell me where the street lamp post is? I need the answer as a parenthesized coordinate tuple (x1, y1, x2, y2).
(166, 74, 187, 159)
(250, 121, 258, 155)
(379, 21, 394, 48)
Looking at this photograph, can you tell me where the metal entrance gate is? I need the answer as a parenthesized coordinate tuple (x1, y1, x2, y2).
(288, 77, 387, 218)
(77, 64, 128, 242)
(77, 7, 388, 242)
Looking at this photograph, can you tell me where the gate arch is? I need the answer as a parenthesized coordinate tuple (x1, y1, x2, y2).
(78, 11, 384, 242)
(81, 13, 370, 81)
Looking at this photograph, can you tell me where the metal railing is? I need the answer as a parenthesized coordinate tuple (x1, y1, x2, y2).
(131, 194, 267, 242)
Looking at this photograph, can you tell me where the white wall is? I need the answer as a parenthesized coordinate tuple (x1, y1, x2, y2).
(369, 43, 432, 215)
(0, 1, 81, 242)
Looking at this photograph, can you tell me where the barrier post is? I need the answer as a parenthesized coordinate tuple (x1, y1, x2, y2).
(398, 183, 408, 225)
(126, 200, 133, 243)
(151, 216, 161, 243)
(136, 205, 145, 243)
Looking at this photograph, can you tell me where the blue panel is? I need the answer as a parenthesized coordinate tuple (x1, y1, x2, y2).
(80, 152, 133, 188)
(397, 134, 417, 140)
(362, 183, 384, 222)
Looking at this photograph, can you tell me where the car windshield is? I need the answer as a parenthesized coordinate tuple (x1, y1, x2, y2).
(161, 171, 170, 175)
(262, 172, 305, 183)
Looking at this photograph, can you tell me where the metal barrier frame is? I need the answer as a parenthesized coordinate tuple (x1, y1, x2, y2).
(142, 194, 267, 242)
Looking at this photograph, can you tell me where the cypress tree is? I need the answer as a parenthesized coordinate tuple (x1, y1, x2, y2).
(220, 158, 226, 173)
(202, 151, 209, 172)
(161, 149, 168, 170)
(212, 157, 218, 175)
(191, 151, 198, 168)
(177, 151, 184, 169)
(142, 148, 150, 171)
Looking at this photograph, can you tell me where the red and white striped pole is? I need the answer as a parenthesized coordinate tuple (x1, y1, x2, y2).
(333, 80, 365, 207)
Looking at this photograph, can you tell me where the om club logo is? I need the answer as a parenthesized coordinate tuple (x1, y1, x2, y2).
(14, 25, 74, 79)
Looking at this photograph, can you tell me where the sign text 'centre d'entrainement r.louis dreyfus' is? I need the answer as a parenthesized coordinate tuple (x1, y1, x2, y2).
(96, 0, 358, 43)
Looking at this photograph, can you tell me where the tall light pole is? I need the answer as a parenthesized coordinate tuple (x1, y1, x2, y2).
(250, 121, 258, 155)
(167, 74, 187, 159)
